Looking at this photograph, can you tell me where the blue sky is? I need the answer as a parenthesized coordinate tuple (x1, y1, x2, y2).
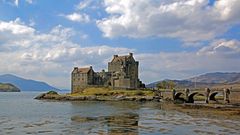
(0, 0, 240, 89)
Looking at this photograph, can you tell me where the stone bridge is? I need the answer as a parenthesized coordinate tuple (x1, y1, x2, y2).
(174, 90, 219, 103)
(153, 88, 231, 104)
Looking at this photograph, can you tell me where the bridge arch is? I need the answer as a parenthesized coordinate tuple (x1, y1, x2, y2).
(209, 91, 218, 101)
(174, 92, 185, 103)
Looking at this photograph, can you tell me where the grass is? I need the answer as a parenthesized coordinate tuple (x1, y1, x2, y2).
(46, 90, 58, 95)
(70, 87, 154, 97)
(0, 83, 20, 92)
(0, 83, 12, 89)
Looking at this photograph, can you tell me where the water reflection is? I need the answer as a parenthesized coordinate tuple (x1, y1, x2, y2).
(1, 92, 240, 135)
(71, 113, 139, 134)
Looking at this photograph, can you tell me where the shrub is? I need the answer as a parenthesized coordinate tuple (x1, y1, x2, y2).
(47, 91, 58, 95)
(135, 91, 145, 96)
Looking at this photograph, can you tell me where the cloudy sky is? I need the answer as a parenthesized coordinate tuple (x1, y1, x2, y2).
(0, 0, 240, 89)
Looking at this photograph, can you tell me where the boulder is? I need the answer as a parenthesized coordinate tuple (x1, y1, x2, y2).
(34, 93, 46, 99)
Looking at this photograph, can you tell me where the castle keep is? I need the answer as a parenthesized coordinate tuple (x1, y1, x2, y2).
(71, 53, 144, 93)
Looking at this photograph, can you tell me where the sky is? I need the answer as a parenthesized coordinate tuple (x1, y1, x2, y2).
(0, 0, 240, 89)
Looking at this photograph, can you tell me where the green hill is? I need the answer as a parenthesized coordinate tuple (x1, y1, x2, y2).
(0, 74, 59, 91)
(0, 83, 20, 92)
(147, 72, 240, 89)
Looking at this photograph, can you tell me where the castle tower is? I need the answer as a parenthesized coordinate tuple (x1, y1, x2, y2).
(108, 53, 139, 89)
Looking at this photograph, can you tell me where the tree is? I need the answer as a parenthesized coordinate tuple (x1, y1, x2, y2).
(156, 81, 167, 90)
(156, 80, 176, 90)
(168, 80, 176, 89)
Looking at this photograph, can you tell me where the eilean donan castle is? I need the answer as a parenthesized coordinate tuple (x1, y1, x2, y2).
(71, 53, 145, 93)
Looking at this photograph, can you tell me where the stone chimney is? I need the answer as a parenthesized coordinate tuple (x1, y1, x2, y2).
(90, 66, 92, 69)
(129, 53, 133, 57)
(74, 67, 78, 70)
(114, 55, 118, 58)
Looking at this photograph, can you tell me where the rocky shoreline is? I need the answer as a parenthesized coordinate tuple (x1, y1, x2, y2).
(34, 92, 161, 102)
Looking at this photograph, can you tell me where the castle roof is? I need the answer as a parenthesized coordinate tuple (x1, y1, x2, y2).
(78, 68, 91, 73)
(112, 56, 128, 62)
(111, 53, 134, 63)
(73, 67, 92, 74)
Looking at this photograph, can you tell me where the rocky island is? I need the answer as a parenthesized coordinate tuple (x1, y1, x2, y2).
(35, 87, 158, 102)
(0, 83, 20, 92)
(36, 53, 156, 101)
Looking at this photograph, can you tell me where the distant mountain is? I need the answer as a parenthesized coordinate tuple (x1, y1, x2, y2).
(188, 72, 240, 84)
(147, 72, 240, 89)
(0, 83, 20, 92)
(0, 74, 59, 91)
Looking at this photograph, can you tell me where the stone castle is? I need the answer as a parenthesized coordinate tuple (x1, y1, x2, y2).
(71, 53, 145, 93)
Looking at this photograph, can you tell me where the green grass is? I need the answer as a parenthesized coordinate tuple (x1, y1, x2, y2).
(193, 95, 223, 101)
(0, 83, 20, 92)
(46, 90, 58, 95)
(70, 87, 154, 97)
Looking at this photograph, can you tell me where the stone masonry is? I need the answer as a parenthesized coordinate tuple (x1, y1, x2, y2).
(71, 53, 144, 93)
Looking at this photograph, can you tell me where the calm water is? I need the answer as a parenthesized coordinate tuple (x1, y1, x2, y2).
(0, 92, 240, 135)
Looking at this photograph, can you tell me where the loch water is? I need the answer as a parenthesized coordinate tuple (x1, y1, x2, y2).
(0, 92, 240, 135)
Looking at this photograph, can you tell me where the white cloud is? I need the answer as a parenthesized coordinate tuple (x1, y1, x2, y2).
(2, 0, 33, 6)
(62, 12, 90, 23)
(137, 47, 240, 83)
(0, 19, 132, 88)
(0, 18, 34, 35)
(29, 19, 35, 26)
(76, 0, 92, 10)
(63, 0, 103, 23)
(197, 39, 240, 57)
(0, 18, 239, 88)
(14, 0, 18, 6)
(75, 0, 103, 10)
(0, 18, 35, 48)
(97, 0, 240, 42)
(25, 0, 33, 4)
